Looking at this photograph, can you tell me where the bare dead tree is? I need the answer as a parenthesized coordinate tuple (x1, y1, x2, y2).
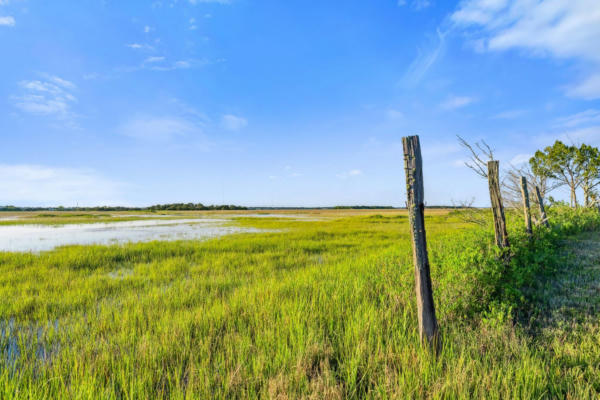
(502, 163, 562, 223)
(457, 135, 495, 179)
(455, 136, 497, 226)
(502, 168, 527, 211)
(450, 198, 489, 227)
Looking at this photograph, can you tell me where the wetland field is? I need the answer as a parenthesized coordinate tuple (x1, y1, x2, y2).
(2, 208, 600, 398)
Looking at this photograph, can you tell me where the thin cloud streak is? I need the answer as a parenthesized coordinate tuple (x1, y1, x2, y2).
(441, 95, 475, 110)
(0, 15, 15, 26)
(555, 109, 600, 128)
(13, 75, 78, 127)
(401, 29, 448, 87)
(451, 0, 600, 99)
(119, 116, 203, 142)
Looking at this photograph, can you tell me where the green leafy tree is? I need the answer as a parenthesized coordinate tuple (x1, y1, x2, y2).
(577, 143, 600, 207)
(530, 141, 582, 208)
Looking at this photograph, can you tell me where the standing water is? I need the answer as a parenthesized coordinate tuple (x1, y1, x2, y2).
(0, 218, 267, 252)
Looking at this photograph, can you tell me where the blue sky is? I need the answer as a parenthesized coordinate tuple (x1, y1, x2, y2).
(1, 0, 599, 207)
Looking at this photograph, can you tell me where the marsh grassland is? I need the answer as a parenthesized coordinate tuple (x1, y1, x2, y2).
(1, 208, 600, 398)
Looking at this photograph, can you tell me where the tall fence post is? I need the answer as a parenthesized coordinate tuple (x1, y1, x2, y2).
(520, 177, 532, 236)
(402, 135, 439, 349)
(487, 161, 509, 249)
(534, 186, 549, 228)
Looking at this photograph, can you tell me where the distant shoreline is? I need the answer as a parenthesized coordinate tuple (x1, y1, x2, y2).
(0, 205, 481, 212)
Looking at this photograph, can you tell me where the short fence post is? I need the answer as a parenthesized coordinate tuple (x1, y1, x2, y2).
(402, 135, 440, 349)
(487, 161, 510, 250)
(535, 186, 549, 228)
(520, 177, 532, 236)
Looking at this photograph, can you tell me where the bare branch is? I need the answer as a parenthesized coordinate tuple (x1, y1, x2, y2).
(501, 163, 561, 218)
(457, 135, 495, 179)
(450, 198, 488, 226)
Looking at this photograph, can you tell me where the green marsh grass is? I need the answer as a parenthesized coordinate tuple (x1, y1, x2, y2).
(1, 209, 600, 398)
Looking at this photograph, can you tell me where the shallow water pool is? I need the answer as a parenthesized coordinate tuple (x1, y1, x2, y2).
(0, 218, 266, 252)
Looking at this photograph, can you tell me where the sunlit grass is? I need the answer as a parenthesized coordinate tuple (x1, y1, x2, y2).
(1, 209, 599, 398)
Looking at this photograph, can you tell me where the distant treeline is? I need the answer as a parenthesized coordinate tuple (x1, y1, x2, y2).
(0, 203, 248, 212)
(147, 203, 247, 211)
(0, 204, 468, 212)
(333, 206, 394, 209)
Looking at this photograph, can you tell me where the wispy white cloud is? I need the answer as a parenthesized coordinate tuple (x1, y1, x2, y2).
(451, 0, 508, 25)
(276, 165, 304, 179)
(452, 0, 600, 99)
(555, 109, 600, 128)
(336, 169, 363, 179)
(401, 29, 447, 87)
(413, 0, 431, 10)
(492, 109, 527, 119)
(510, 153, 531, 165)
(146, 60, 193, 71)
(535, 125, 600, 147)
(126, 43, 155, 51)
(47, 75, 76, 90)
(13, 75, 78, 124)
(0, 164, 123, 206)
(221, 114, 247, 131)
(397, 0, 431, 10)
(167, 97, 210, 121)
(152, 0, 231, 7)
(441, 95, 475, 110)
(189, 0, 231, 4)
(144, 56, 165, 63)
(0, 15, 14, 26)
(119, 116, 202, 142)
(566, 73, 600, 100)
(119, 58, 206, 73)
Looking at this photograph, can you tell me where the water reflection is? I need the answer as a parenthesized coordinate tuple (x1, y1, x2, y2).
(0, 319, 59, 368)
(0, 218, 266, 252)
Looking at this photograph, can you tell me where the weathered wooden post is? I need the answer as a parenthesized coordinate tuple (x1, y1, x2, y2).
(402, 135, 439, 349)
(487, 161, 509, 249)
(534, 186, 549, 228)
(520, 177, 532, 236)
